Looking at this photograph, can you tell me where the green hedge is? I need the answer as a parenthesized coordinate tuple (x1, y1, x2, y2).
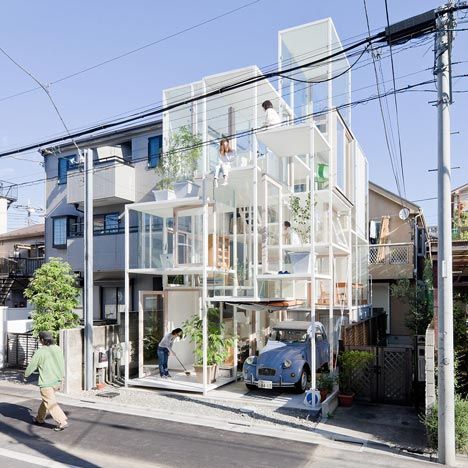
(424, 396, 468, 454)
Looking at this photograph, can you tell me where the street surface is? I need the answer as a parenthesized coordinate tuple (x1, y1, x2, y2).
(0, 389, 448, 468)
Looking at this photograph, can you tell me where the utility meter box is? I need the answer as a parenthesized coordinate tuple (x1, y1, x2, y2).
(94, 347, 108, 369)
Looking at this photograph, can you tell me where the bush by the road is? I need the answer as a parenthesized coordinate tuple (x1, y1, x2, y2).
(425, 396, 468, 454)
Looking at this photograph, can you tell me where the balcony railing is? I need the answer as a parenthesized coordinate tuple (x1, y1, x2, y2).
(369, 243, 412, 265)
(69, 223, 138, 238)
(0, 257, 45, 278)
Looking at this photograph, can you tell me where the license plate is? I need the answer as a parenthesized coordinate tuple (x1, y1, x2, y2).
(258, 380, 273, 389)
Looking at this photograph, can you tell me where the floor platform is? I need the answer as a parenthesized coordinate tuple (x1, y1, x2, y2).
(128, 370, 237, 393)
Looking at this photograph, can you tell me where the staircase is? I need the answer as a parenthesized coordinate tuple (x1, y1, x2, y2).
(0, 277, 15, 305)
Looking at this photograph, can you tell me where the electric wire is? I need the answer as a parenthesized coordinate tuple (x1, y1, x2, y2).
(0, 0, 262, 104)
(384, 0, 407, 197)
(8, 74, 467, 192)
(362, 0, 404, 202)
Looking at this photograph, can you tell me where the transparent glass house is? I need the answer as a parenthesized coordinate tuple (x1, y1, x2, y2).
(124, 18, 369, 393)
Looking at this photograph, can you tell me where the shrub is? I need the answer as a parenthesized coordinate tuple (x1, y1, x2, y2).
(24, 258, 80, 341)
(338, 350, 374, 395)
(424, 396, 468, 454)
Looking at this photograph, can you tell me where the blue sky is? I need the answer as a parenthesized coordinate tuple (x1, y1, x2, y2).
(0, 0, 466, 229)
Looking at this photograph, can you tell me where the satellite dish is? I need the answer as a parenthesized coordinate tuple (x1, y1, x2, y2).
(399, 207, 410, 220)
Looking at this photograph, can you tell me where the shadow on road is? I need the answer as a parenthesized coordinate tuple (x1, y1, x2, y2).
(0, 402, 99, 468)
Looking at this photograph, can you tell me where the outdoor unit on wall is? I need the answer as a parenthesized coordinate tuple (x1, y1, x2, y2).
(416, 335, 426, 382)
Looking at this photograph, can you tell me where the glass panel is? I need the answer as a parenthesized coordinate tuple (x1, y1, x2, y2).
(142, 293, 164, 368)
(336, 119, 345, 191)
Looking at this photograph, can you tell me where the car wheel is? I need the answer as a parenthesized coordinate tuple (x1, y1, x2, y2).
(322, 362, 330, 372)
(245, 384, 257, 391)
(294, 368, 309, 393)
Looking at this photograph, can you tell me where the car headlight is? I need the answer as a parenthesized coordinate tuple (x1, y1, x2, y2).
(283, 359, 292, 368)
(245, 356, 257, 366)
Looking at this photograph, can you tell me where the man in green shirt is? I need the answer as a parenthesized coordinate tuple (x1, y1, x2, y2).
(24, 331, 68, 431)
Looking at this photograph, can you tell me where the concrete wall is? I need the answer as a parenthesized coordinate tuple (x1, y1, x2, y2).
(60, 324, 130, 394)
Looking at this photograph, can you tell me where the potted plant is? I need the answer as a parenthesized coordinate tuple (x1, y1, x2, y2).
(338, 350, 374, 407)
(182, 307, 235, 384)
(153, 126, 202, 201)
(317, 372, 335, 402)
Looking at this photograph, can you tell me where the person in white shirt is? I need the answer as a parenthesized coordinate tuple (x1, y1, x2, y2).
(262, 100, 281, 127)
(157, 328, 183, 378)
(214, 138, 236, 187)
(283, 221, 301, 245)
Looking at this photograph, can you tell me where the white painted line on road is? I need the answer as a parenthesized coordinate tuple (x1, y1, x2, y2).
(0, 447, 79, 468)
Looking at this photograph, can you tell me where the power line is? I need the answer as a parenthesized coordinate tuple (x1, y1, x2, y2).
(10, 75, 466, 192)
(362, 0, 404, 202)
(0, 0, 262, 104)
(384, 0, 407, 197)
(0, 30, 392, 158)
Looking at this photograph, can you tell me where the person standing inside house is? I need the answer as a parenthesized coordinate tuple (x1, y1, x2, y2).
(24, 331, 68, 431)
(261, 100, 281, 127)
(157, 328, 183, 378)
(283, 221, 301, 245)
(214, 138, 235, 187)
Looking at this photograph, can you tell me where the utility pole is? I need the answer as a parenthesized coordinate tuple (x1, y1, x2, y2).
(84, 148, 94, 391)
(435, 4, 455, 465)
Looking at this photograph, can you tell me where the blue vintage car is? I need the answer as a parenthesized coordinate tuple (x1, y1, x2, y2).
(243, 321, 330, 393)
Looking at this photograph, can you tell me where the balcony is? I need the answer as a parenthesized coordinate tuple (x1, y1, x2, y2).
(369, 243, 414, 280)
(67, 156, 136, 207)
(0, 257, 45, 278)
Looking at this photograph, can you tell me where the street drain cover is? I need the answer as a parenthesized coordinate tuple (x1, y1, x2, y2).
(96, 391, 120, 399)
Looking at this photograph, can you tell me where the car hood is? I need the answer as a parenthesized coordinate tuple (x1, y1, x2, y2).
(257, 341, 306, 368)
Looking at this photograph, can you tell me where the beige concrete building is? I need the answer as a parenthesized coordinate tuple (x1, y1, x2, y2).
(369, 182, 428, 344)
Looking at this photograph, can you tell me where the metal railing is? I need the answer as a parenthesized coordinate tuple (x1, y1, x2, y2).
(0, 257, 45, 277)
(369, 243, 413, 265)
(69, 222, 138, 238)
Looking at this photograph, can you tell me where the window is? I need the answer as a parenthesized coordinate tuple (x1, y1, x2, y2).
(52, 217, 68, 247)
(58, 155, 76, 185)
(93, 213, 120, 234)
(148, 135, 162, 169)
(101, 287, 124, 320)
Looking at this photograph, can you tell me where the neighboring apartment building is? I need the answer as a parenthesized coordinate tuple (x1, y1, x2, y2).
(41, 121, 162, 321)
(369, 182, 428, 344)
(0, 224, 45, 307)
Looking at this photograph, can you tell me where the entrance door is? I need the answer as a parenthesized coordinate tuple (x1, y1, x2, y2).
(138, 291, 165, 378)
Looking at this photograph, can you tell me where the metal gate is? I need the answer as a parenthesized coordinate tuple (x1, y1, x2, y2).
(6, 332, 39, 368)
(346, 345, 413, 405)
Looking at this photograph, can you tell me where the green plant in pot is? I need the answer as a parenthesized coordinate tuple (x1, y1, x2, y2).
(182, 307, 235, 384)
(317, 372, 336, 402)
(155, 126, 202, 199)
(338, 350, 374, 407)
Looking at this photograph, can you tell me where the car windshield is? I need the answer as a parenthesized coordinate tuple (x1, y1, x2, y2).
(272, 329, 308, 343)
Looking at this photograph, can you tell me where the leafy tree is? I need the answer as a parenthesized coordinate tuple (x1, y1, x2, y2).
(390, 258, 434, 335)
(25, 257, 80, 340)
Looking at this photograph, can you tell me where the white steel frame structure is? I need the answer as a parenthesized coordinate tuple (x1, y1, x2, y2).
(123, 19, 370, 394)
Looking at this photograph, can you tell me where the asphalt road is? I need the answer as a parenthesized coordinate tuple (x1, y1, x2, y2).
(0, 391, 444, 468)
